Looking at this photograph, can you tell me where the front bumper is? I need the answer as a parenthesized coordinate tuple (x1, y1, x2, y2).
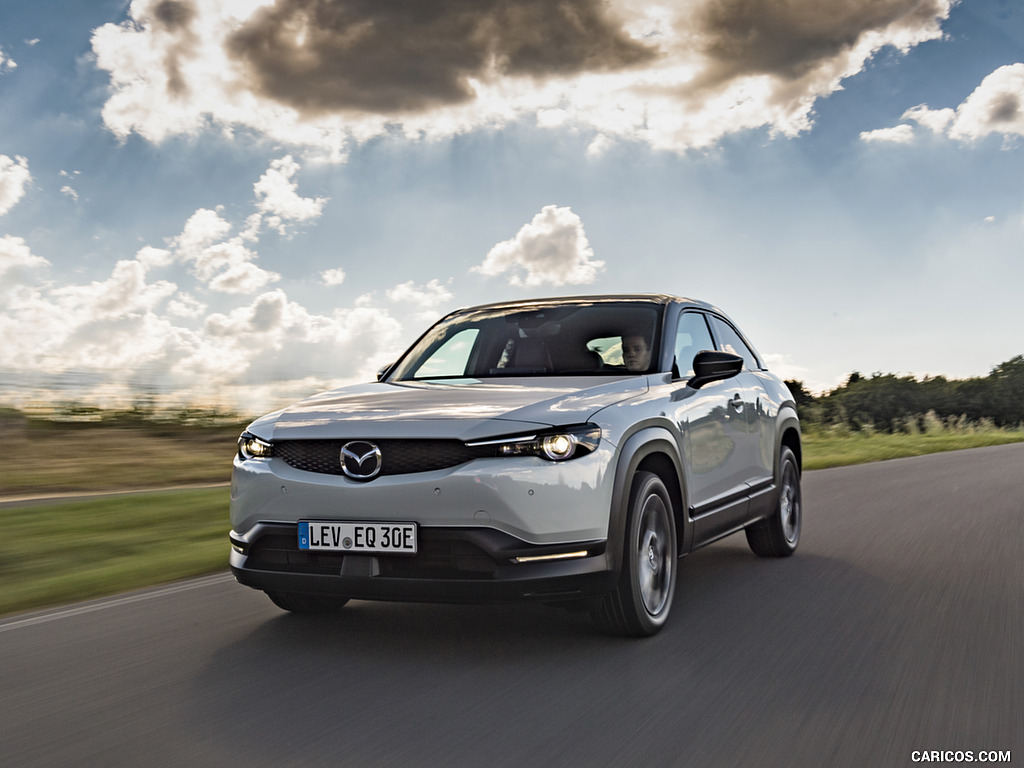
(230, 522, 616, 604)
(230, 443, 617, 545)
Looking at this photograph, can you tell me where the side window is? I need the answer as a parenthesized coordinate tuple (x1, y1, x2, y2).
(674, 312, 715, 377)
(411, 328, 480, 378)
(707, 315, 759, 371)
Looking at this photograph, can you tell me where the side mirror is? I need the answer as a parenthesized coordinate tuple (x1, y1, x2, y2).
(688, 350, 743, 389)
(376, 363, 394, 381)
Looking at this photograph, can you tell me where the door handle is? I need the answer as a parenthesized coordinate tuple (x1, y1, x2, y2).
(729, 393, 744, 413)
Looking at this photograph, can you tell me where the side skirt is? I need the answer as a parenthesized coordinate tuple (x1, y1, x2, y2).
(688, 481, 775, 551)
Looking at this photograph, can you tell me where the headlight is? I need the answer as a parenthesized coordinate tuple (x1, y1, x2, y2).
(238, 432, 273, 460)
(470, 424, 601, 462)
(540, 433, 576, 460)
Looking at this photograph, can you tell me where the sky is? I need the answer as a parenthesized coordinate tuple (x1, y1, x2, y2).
(1, 0, 1022, 415)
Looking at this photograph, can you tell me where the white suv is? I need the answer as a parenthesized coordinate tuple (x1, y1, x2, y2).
(230, 294, 801, 636)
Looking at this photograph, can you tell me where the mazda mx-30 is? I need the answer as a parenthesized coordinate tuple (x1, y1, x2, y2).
(230, 294, 801, 636)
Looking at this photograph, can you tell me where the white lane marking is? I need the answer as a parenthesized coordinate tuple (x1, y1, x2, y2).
(0, 482, 230, 506)
(0, 573, 235, 634)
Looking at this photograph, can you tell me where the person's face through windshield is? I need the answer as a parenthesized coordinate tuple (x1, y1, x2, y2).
(622, 335, 651, 372)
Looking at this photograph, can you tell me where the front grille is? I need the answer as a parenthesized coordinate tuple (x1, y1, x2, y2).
(275, 439, 498, 477)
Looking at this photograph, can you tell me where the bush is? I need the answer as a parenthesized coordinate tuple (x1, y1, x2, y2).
(791, 355, 1024, 432)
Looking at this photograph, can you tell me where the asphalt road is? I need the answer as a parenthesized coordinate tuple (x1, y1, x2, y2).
(2, 443, 1021, 767)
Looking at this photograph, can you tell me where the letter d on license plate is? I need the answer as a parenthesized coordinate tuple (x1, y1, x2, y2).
(298, 521, 417, 554)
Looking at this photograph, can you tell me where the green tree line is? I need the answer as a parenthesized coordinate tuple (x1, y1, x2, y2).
(785, 355, 1024, 432)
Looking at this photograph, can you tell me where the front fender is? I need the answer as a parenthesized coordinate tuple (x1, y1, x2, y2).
(605, 427, 690, 576)
(774, 405, 802, 478)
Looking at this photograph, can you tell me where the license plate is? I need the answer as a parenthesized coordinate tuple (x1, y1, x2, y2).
(298, 521, 417, 554)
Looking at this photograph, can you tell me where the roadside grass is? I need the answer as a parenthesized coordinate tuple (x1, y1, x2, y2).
(801, 425, 1024, 470)
(3, 413, 245, 496)
(0, 488, 229, 616)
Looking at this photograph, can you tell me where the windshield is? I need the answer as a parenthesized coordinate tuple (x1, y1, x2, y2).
(389, 301, 664, 381)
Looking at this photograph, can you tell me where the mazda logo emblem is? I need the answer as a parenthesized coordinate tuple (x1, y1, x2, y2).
(340, 441, 383, 480)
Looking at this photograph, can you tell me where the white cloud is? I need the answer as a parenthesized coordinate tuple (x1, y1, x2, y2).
(90, 0, 956, 157)
(386, 279, 453, 308)
(0, 46, 16, 72)
(136, 245, 174, 270)
(170, 199, 283, 295)
(0, 250, 182, 378)
(196, 290, 405, 386)
(586, 134, 614, 158)
(207, 257, 280, 294)
(473, 205, 605, 287)
(0, 235, 49, 284)
(761, 353, 808, 382)
(866, 64, 1024, 146)
(0, 158, 410, 411)
(320, 267, 347, 287)
(90, 0, 352, 159)
(947, 63, 1024, 143)
(49, 258, 177, 321)
(0, 244, 406, 411)
(902, 104, 955, 134)
(57, 170, 83, 204)
(0, 155, 31, 216)
(166, 293, 206, 318)
(174, 207, 232, 253)
(537, 109, 569, 128)
(170, 208, 279, 294)
(385, 279, 456, 326)
(253, 155, 328, 234)
(860, 124, 915, 144)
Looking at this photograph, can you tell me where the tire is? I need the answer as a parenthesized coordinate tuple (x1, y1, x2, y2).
(266, 591, 350, 614)
(594, 471, 677, 637)
(746, 446, 801, 557)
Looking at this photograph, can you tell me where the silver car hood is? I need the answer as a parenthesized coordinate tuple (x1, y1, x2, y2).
(249, 376, 648, 441)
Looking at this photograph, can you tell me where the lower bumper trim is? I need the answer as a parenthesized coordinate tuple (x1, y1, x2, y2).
(231, 562, 616, 604)
(230, 522, 615, 604)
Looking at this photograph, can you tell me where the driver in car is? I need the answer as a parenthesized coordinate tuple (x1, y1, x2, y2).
(622, 334, 652, 372)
